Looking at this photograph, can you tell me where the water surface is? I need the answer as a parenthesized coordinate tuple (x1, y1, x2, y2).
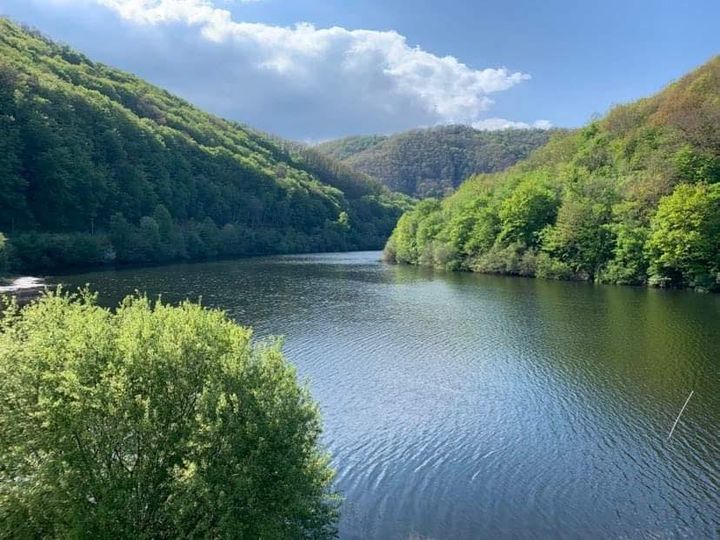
(58, 251, 720, 539)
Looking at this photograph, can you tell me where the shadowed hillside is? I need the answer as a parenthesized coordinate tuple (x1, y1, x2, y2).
(0, 18, 410, 273)
(316, 126, 553, 197)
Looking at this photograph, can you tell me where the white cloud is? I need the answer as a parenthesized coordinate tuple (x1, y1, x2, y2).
(2, 0, 540, 139)
(472, 118, 553, 131)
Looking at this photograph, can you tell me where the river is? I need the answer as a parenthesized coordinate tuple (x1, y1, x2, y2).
(56, 251, 720, 539)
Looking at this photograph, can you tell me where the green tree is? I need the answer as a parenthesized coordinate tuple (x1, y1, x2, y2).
(152, 204, 174, 242)
(337, 211, 350, 231)
(600, 202, 650, 285)
(139, 216, 162, 261)
(0, 290, 340, 538)
(541, 191, 614, 280)
(497, 177, 559, 247)
(388, 199, 441, 264)
(109, 213, 137, 262)
(673, 144, 720, 184)
(646, 182, 720, 289)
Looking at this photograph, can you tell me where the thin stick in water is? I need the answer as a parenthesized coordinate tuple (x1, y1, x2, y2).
(668, 390, 694, 441)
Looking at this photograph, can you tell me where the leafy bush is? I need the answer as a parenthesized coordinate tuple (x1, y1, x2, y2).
(0, 290, 339, 538)
(646, 183, 720, 290)
(472, 243, 537, 276)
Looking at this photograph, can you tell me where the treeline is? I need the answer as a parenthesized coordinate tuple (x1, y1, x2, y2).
(2, 208, 372, 272)
(316, 126, 554, 197)
(0, 19, 409, 274)
(386, 57, 720, 291)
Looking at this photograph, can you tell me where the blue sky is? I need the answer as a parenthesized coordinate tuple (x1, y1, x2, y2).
(1, 0, 718, 141)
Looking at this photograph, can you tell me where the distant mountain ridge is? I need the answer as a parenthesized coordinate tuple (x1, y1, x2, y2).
(315, 126, 554, 197)
(0, 18, 409, 273)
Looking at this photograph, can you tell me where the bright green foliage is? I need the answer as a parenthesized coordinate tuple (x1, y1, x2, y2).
(0, 290, 339, 538)
(0, 19, 410, 273)
(462, 199, 499, 258)
(316, 126, 555, 197)
(337, 211, 350, 230)
(647, 183, 720, 289)
(497, 176, 559, 247)
(385, 199, 442, 264)
(386, 56, 720, 290)
(673, 145, 720, 184)
(598, 202, 650, 285)
(540, 192, 614, 280)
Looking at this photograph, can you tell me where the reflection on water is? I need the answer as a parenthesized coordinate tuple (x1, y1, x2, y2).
(58, 251, 720, 539)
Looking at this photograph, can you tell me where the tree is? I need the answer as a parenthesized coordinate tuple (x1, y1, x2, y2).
(337, 211, 350, 231)
(388, 199, 441, 263)
(109, 213, 137, 262)
(540, 191, 614, 280)
(0, 290, 340, 538)
(152, 204, 174, 242)
(646, 182, 720, 289)
(138, 216, 162, 261)
(497, 177, 559, 247)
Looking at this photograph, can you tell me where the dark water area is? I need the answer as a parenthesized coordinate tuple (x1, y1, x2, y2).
(57, 251, 720, 539)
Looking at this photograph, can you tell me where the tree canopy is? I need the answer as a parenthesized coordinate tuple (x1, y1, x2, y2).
(0, 290, 339, 538)
(316, 126, 554, 197)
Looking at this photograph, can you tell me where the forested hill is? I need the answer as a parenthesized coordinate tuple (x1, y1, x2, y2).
(315, 126, 553, 197)
(386, 57, 720, 291)
(0, 19, 410, 273)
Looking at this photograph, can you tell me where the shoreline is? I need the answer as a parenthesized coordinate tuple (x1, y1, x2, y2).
(0, 276, 46, 297)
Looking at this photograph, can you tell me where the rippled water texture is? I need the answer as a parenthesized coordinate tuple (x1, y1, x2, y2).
(58, 251, 720, 539)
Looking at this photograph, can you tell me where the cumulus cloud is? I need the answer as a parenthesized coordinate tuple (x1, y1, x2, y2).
(472, 118, 553, 131)
(1, 0, 543, 139)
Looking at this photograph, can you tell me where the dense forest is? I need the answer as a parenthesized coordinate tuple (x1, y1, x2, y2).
(316, 126, 553, 197)
(385, 57, 720, 291)
(0, 19, 410, 274)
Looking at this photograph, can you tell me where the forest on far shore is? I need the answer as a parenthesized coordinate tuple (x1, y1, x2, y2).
(0, 18, 410, 274)
(385, 56, 720, 292)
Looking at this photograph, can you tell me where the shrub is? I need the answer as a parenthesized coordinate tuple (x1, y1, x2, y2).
(535, 252, 578, 281)
(0, 290, 339, 538)
(646, 182, 720, 290)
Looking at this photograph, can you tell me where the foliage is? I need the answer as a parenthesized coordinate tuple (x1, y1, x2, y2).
(497, 175, 559, 247)
(385, 56, 720, 291)
(0, 290, 339, 538)
(646, 183, 720, 290)
(0, 19, 409, 273)
(316, 126, 555, 197)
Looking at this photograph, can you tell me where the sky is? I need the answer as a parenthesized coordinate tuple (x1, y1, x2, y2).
(1, 0, 719, 141)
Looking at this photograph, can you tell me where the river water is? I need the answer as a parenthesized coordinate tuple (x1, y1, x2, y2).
(57, 251, 720, 539)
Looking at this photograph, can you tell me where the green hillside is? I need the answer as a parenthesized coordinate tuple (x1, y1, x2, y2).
(316, 126, 553, 197)
(386, 57, 720, 291)
(0, 19, 410, 273)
